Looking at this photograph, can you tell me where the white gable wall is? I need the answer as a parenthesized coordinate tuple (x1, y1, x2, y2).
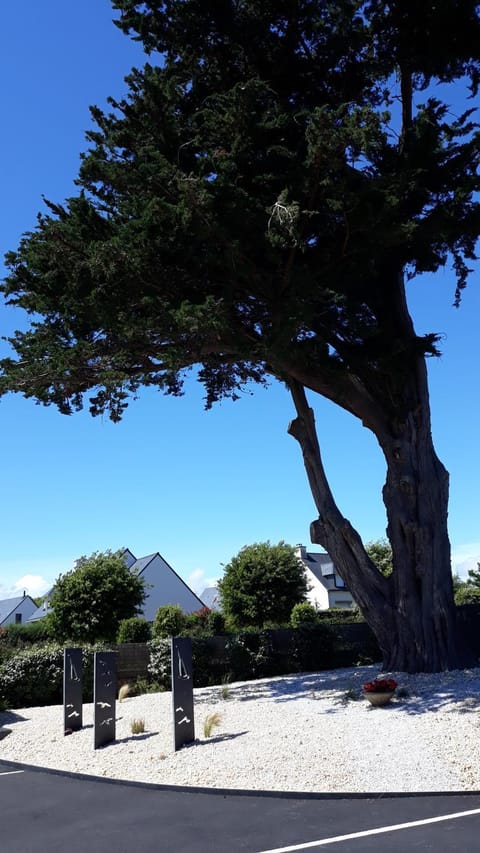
(0, 597, 37, 627)
(138, 554, 205, 621)
(305, 569, 330, 610)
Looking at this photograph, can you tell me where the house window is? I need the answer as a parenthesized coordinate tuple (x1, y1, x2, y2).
(15, 613, 22, 624)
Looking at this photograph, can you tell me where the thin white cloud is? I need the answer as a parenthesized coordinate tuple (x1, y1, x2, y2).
(0, 556, 74, 600)
(451, 543, 480, 580)
(186, 567, 219, 595)
(12, 574, 51, 597)
(0, 575, 51, 600)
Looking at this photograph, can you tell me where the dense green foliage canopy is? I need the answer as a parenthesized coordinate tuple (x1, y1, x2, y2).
(49, 550, 146, 643)
(365, 539, 393, 577)
(218, 541, 308, 628)
(2, 2, 479, 417)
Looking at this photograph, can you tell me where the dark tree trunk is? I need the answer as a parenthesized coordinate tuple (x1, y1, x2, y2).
(288, 379, 475, 673)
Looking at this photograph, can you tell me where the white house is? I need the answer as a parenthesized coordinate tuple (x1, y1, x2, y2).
(295, 545, 355, 610)
(0, 593, 38, 627)
(27, 548, 205, 624)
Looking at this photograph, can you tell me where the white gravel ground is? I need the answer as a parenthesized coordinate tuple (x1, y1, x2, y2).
(2, 664, 480, 793)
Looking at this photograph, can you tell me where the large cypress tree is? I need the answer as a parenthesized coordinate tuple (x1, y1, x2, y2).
(2, 1, 480, 671)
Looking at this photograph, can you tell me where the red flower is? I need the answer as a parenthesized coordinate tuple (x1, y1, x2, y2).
(363, 678, 397, 693)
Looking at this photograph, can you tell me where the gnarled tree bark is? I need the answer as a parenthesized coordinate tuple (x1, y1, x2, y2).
(287, 378, 474, 673)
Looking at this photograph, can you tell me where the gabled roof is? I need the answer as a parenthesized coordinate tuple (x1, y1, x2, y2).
(130, 553, 157, 574)
(131, 552, 206, 610)
(0, 596, 25, 622)
(120, 548, 137, 569)
(200, 587, 221, 611)
(302, 551, 336, 581)
(27, 588, 54, 622)
(296, 545, 351, 594)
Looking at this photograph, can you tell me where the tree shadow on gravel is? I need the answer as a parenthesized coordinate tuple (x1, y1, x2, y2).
(119, 731, 160, 744)
(194, 667, 480, 717)
(0, 711, 28, 725)
(191, 731, 249, 747)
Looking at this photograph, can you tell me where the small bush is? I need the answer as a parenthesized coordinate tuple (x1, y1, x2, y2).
(203, 712, 222, 738)
(290, 602, 321, 628)
(130, 718, 146, 734)
(153, 605, 187, 639)
(118, 683, 131, 702)
(220, 674, 230, 700)
(342, 687, 359, 702)
(147, 638, 172, 689)
(117, 617, 152, 644)
(184, 607, 212, 637)
(206, 610, 226, 636)
(129, 677, 164, 696)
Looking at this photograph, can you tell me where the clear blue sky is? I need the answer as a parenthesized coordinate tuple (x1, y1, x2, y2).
(1, 1, 479, 600)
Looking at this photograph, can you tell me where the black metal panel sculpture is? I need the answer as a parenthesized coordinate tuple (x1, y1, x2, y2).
(63, 647, 82, 733)
(171, 637, 195, 751)
(93, 651, 116, 749)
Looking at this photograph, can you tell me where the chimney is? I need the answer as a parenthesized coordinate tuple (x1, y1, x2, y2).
(295, 544, 307, 560)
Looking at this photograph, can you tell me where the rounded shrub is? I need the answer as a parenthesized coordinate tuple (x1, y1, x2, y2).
(290, 602, 321, 628)
(117, 617, 152, 644)
(153, 604, 187, 638)
(206, 610, 226, 636)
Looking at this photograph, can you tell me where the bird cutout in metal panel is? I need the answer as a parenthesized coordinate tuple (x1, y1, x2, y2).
(99, 658, 114, 687)
(176, 715, 191, 725)
(96, 701, 112, 709)
(67, 710, 80, 718)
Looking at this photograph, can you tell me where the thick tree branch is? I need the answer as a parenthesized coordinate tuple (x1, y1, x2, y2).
(287, 378, 388, 603)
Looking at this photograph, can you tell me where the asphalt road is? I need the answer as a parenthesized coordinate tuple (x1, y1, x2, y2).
(2, 761, 480, 852)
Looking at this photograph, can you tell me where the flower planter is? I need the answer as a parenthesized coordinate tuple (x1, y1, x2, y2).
(364, 690, 395, 707)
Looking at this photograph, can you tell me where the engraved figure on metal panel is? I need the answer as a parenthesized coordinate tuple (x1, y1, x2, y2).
(69, 656, 80, 682)
(63, 648, 83, 733)
(177, 648, 190, 679)
(93, 651, 116, 749)
(171, 638, 195, 751)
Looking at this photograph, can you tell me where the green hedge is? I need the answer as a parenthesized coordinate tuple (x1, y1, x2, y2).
(0, 620, 381, 708)
(0, 619, 53, 649)
(0, 643, 106, 709)
(147, 622, 342, 689)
